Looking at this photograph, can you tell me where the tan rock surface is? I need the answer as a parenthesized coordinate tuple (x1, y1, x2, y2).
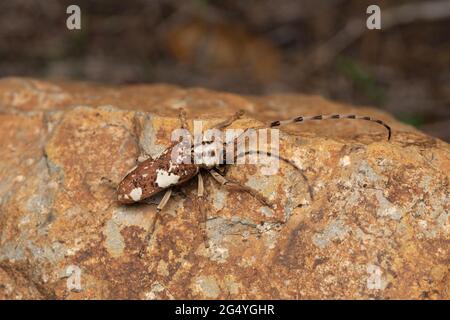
(0, 77, 449, 299)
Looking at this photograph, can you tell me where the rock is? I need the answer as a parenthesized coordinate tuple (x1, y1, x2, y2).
(0, 77, 449, 299)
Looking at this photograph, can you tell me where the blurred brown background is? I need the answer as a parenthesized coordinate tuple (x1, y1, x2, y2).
(1, 0, 449, 141)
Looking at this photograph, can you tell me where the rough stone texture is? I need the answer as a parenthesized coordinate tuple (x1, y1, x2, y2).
(0, 77, 449, 300)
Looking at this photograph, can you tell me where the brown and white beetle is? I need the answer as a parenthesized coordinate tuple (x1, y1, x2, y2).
(117, 109, 391, 256)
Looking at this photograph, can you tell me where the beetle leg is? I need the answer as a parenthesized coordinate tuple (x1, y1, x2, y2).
(132, 113, 153, 162)
(178, 108, 188, 129)
(157, 188, 173, 211)
(139, 188, 172, 258)
(137, 153, 151, 163)
(100, 176, 116, 189)
(208, 168, 275, 210)
(196, 172, 210, 247)
(213, 110, 245, 130)
(214, 165, 226, 174)
(137, 109, 190, 167)
(198, 171, 204, 197)
(234, 150, 314, 201)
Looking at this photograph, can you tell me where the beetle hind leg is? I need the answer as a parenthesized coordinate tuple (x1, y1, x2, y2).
(208, 168, 275, 210)
(196, 172, 210, 248)
(235, 150, 314, 202)
(138, 188, 172, 258)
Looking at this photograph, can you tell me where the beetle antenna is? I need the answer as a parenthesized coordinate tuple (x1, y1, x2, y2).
(269, 114, 391, 141)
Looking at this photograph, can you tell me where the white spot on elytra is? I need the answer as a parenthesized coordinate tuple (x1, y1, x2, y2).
(155, 169, 180, 188)
(129, 187, 142, 201)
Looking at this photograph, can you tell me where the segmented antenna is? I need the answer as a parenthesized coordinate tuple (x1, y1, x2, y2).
(269, 114, 391, 140)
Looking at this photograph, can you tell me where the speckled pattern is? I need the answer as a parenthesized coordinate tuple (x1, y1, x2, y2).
(0, 77, 448, 299)
(117, 140, 198, 204)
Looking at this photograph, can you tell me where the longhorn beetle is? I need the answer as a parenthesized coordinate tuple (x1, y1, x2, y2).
(117, 110, 391, 256)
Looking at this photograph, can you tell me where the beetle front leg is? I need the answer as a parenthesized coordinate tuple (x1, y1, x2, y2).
(178, 108, 188, 129)
(135, 110, 189, 162)
(213, 110, 245, 130)
(138, 188, 172, 258)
